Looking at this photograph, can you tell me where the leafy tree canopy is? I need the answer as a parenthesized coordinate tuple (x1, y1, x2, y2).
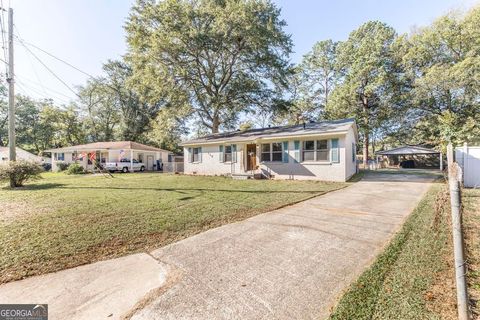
(125, 0, 292, 133)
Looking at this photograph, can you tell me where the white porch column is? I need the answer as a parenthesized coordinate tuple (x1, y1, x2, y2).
(439, 152, 443, 171)
(130, 149, 133, 172)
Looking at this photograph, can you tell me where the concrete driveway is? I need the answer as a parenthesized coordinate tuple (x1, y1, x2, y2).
(0, 172, 435, 319)
(131, 172, 434, 319)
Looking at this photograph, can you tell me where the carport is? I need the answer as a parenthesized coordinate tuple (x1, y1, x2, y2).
(376, 145, 443, 170)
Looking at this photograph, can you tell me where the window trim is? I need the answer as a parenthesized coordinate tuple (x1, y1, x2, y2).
(301, 139, 331, 163)
(224, 145, 233, 163)
(316, 139, 330, 162)
(260, 142, 284, 163)
(191, 147, 201, 163)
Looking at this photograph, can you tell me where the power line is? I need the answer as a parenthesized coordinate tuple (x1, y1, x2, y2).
(14, 35, 96, 80)
(13, 25, 53, 97)
(16, 73, 76, 100)
(0, 1, 8, 77)
(15, 36, 81, 99)
(16, 79, 71, 105)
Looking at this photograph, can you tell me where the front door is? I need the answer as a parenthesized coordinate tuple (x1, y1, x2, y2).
(246, 144, 257, 171)
(147, 156, 154, 171)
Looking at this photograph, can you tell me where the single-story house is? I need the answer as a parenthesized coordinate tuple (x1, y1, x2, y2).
(181, 118, 358, 182)
(46, 141, 170, 172)
(0, 147, 46, 164)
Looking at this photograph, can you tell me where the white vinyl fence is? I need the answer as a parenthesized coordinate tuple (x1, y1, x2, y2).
(456, 144, 480, 188)
(163, 162, 184, 173)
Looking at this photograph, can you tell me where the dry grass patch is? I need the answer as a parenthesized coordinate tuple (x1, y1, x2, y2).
(464, 188, 480, 318)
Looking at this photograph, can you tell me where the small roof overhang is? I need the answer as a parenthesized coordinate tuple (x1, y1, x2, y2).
(45, 141, 170, 154)
(376, 145, 440, 156)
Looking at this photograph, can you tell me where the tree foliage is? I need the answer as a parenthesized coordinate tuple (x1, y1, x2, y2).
(326, 21, 403, 164)
(400, 7, 480, 146)
(125, 0, 292, 133)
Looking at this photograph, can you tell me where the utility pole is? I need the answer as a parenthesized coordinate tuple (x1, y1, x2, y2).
(6, 8, 15, 187)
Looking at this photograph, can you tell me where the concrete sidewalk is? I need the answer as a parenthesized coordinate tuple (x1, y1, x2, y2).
(0, 173, 434, 319)
(0, 254, 168, 319)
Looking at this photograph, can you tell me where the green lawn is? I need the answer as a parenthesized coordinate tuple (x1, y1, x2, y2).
(329, 183, 454, 320)
(0, 172, 346, 284)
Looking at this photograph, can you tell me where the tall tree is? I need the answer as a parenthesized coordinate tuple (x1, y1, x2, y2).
(326, 21, 402, 166)
(402, 7, 480, 147)
(301, 40, 339, 110)
(77, 78, 120, 142)
(102, 60, 160, 141)
(125, 0, 292, 133)
(14, 95, 85, 153)
(147, 107, 189, 153)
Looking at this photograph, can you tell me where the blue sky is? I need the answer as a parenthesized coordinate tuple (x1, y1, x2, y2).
(5, 0, 479, 104)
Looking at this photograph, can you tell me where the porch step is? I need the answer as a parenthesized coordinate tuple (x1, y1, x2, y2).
(231, 173, 267, 180)
(231, 173, 254, 180)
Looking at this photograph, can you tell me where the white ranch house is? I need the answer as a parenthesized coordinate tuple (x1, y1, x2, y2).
(46, 141, 170, 172)
(181, 118, 358, 182)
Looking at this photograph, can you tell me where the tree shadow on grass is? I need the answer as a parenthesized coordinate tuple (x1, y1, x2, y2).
(2, 183, 65, 191)
(56, 185, 325, 194)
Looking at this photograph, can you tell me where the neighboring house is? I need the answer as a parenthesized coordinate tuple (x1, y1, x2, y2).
(181, 118, 358, 182)
(46, 141, 170, 172)
(0, 147, 45, 164)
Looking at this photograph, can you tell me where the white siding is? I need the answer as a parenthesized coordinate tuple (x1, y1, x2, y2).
(184, 144, 243, 175)
(184, 131, 356, 182)
(344, 127, 358, 180)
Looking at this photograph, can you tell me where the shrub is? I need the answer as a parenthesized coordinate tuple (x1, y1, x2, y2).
(65, 163, 84, 175)
(0, 161, 44, 187)
(56, 162, 70, 172)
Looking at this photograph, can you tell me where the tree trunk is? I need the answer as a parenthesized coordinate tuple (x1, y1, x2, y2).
(372, 134, 376, 155)
(362, 97, 369, 168)
(212, 116, 220, 134)
(363, 134, 369, 168)
(324, 77, 329, 108)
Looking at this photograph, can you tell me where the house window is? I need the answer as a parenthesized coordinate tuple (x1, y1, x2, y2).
(71, 153, 76, 161)
(261, 144, 271, 162)
(272, 142, 283, 162)
(302, 141, 315, 161)
(224, 145, 232, 162)
(261, 142, 283, 162)
(191, 147, 200, 162)
(55, 153, 65, 161)
(316, 140, 329, 161)
(302, 140, 330, 162)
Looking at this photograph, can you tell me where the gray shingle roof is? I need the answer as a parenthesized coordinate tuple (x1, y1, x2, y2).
(181, 118, 356, 146)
